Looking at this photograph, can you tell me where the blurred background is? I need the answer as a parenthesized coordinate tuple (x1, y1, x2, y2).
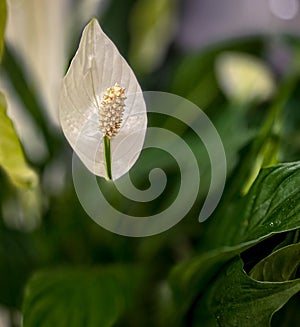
(0, 0, 300, 326)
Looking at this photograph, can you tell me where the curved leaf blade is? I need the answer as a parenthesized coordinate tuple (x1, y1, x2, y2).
(22, 265, 142, 327)
(0, 92, 37, 188)
(250, 243, 300, 282)
(205, 162, 300, 249)
(168, 162, 300, 324)
(194, 257, 300, 326)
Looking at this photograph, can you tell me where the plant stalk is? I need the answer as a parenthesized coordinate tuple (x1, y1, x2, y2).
(103, 135, 112, 180)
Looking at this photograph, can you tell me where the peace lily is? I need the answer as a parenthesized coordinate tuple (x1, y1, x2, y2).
(59, 19, 147, 180)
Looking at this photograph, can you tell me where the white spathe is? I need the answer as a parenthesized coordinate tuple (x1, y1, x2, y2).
(59, 19, 147, 180)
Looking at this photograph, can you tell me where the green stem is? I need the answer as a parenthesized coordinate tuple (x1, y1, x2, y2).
(103, 135, 112, 180)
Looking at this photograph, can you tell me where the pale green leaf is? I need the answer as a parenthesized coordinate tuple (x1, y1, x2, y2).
(0, 92, 38, 188)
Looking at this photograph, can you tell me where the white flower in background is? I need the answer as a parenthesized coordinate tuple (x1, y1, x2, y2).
(5, 0, 108, 126)
(5, 0, 69, 125)
(59, 19, 147, 180)
(215, 52, 275, 104)
(1, 0, 108, 163)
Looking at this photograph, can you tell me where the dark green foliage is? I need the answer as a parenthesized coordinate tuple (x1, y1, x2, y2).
(1, 1, 300, 326)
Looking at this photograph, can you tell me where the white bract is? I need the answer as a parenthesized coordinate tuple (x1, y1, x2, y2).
(59, 19, 147, 180)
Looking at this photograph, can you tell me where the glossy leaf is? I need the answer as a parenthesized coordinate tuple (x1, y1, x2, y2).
(193, 257, 300, 326)
(205, 162, 300, 249)
(22, 265, 142, 327)
(271, 293, 300, 327)
(59, 18, 147, 180)
(250, 243, 300, 282)
(168, 162, 300, 325)
(168, 246, 242, 325)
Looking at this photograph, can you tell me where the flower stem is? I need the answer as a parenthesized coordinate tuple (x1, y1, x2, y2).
(103, 135, 112, 180)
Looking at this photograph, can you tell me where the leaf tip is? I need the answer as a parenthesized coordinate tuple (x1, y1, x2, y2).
(89, 17, 100, 30)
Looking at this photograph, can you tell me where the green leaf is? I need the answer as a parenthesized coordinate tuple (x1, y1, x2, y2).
(0, 227, 34, 308)
(129, 0, 177, 74)
(250, 243, 300, 282)
(22, 266, 143, 327)
(0, 0, 6, 60)
(193, 257, 300, 326)
(168, 162, 300, 325)
(213, 105, 255, 172)
(229, 66, 299, 196)
(0, 92, 38, 188)
(0, 92, 41, 230)
(168, 246, 242, 325)
(204, 162, 300, 249)
(271, 294, 300, 327)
